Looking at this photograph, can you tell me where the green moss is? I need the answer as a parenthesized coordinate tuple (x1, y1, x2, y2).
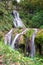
(18, 29, 22, 33)
(23, 29, 34, 40)
(35, 30, 43, 44)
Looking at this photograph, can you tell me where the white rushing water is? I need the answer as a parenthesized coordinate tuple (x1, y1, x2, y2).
(30, 29, 38, 57)
(4, 29, 13, 45)
(13, 10, 25, 28)
(4, 8, 38, 57)
(11, 28, 28, 49)
(4, 27, 38, 58)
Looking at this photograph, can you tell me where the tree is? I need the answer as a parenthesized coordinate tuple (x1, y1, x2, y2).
(30, 11, 43, 28)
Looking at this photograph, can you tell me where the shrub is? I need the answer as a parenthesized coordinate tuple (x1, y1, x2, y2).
(31, 11, 43, 28)
(35, 30, 43, 44)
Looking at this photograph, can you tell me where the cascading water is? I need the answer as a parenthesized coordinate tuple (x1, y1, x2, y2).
(30, 29, 38, 57)
(11, 29, 28, 49)
(4, 9, 38, 57)
(4, 27, 38, 58)
(4, 10, 25, 46)
(4, 28, 13, 45)
(13, 10, 25, 28)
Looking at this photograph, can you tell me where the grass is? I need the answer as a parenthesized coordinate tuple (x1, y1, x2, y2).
(0, 41, 43, 65)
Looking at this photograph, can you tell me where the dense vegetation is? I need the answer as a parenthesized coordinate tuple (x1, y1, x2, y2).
(18, 0, 43, 28)
(0, 41, 43, 65)
(0, 0, 43, 65)
(35, 30, 43, 45)
(0, 2, 14, 31)
(35, 30, 43, 55)
(0, 0, 43, 31)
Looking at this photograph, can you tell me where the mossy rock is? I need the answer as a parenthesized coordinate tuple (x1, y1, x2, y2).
(35, 29, 43, 44)
(23, 29, 34, 40)
(18, 29, 23, 33)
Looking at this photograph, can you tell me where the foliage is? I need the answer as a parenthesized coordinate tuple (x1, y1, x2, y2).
(40, 25, 43, 29)
(0, 0, 43, 29)
(18, 29, 22, 33)
(19, 10, 43, 28)
(19, 10, 33, 27)
(20, 0, 43, 12)
(0, 2, 14, 31)
(18, 0, 43, 28)
(0, 41, 43, 65)
(24, 29, 34, 39)
(30, 11, 43, 28)
(35, 30, 43, 44)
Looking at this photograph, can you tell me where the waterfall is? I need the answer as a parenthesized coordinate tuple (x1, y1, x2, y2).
(30, 29, 38, 57)
(4, 10, 26, 46)
(11, 28, 28, 49)
(4, 28, 38, 57)
(4, 9, 38, 57)
(4, 28, 13, 45)
(12, 10, 25, 28)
